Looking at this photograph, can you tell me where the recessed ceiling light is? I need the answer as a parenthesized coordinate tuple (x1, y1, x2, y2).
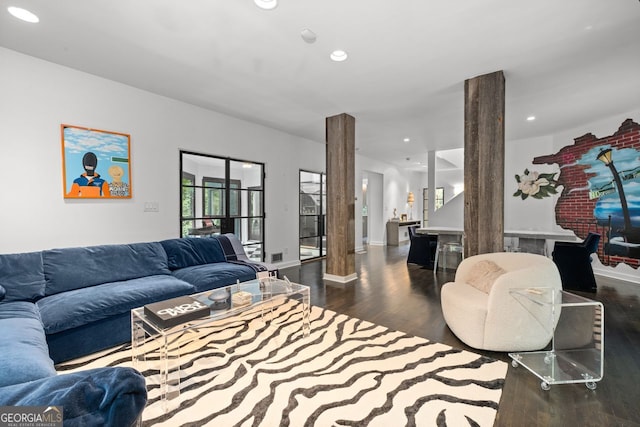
(526, 116, 536, 121)
(254, 0, 277, 10)
(7, 6, 39, 23)
(300, 28, 317, 44)
(330, 50, 348, 62)
(403, 138, 410, 143)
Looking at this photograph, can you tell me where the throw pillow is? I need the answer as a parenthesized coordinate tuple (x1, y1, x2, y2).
(467, 260, 506, 293)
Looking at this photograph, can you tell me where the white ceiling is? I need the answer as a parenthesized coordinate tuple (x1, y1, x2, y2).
(2, 1, 639, 171)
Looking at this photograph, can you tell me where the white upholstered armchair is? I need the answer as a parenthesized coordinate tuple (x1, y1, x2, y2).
(440, 252, 562, 352)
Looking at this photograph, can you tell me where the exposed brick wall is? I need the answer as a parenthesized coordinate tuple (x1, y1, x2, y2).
(534, 119, 640, 268)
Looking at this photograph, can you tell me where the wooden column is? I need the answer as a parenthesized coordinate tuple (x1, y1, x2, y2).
(325, 113, 357, 283)
(464, 71, 505, 257)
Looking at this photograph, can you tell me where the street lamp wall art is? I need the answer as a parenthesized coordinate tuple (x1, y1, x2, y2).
(532, 118, 640, 268)
(583, 145, 640, 257)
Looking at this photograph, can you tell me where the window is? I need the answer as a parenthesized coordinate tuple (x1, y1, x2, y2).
(299, 170, 326, 261)
(202, 177, 241, 218)
(423, 186, 445, 224)
(435, 187, 444, 210)
(180, 151, 265, 261)
(423, 188, 428, 225)
(181, 172, 196, 238)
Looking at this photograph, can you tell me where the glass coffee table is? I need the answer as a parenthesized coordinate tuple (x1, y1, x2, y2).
(131, 276, 310, 410)
(509, 287, 604, 391)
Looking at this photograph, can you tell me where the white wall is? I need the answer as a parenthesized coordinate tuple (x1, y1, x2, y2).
(429, 192, 464, 227)
(366, 171, 385, 246)
(0, 47, 323, 264)
(0, 47, 421, 268)
(427, 135, 558, 229)
(355, 155, 427, 245)
(504, 135, 558, 232)
(355, 170, 384, 250)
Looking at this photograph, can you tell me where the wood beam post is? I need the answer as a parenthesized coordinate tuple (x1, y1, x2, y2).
(325, 113, 356, 283)
(464, 71, 505, 257)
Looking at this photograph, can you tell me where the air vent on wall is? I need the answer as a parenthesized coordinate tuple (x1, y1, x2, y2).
(271, 253, 283, 263)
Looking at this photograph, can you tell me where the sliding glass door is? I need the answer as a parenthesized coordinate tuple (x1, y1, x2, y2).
(299, 170, 326, 261)
(180, 151, 265, 261)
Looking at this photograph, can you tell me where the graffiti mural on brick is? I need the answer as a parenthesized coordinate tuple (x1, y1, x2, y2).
(534, 119, 640, 268)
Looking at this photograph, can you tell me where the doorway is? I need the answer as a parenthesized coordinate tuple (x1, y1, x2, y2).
(180, 151, 265, 261)
(362, 175, 369, 247)
(299, 170, 326, 261)
(361, 170, 384, 246)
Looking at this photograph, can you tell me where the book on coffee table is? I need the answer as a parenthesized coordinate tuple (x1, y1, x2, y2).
(144, 296, 210, 328)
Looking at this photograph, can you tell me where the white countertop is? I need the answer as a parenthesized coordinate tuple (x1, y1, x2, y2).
(417, 227, 464, 235)
(417, 227, 578, 241)
(504, 230, 577, 241)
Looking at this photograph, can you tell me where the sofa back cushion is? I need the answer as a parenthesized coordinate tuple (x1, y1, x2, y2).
(160, 238, 226, 270)
(0, 251, 46, 302)
(43, 242, 171, 296)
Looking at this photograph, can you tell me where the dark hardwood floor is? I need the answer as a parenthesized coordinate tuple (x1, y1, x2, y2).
(280, 244, 640, 427)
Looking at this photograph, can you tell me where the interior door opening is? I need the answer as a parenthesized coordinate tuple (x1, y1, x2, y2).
(180, 151, 265, 261)
(299, 170, 326, 261)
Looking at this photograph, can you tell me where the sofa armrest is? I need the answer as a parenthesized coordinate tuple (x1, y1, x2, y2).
(0, 367, 146, 427)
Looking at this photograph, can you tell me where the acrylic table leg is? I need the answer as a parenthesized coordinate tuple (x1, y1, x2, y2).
(160, 334, 181, 410)
(130, 313, 147, 425)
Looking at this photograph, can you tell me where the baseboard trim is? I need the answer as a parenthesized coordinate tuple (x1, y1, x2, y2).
(594, 268, 640, 284)
(274, 259, 301, 270)
(592, 257, 640, 284)
(323, 272, 358, 284)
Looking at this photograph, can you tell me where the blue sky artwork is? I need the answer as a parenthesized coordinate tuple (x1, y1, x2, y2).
(63, 126, 130, 193)
(579, 146, 640, 231)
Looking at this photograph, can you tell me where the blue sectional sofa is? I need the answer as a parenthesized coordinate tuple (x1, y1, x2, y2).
(0, 234, 271, 426)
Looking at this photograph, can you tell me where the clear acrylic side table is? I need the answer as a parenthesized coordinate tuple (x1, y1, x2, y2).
(509, 288, 604, 391)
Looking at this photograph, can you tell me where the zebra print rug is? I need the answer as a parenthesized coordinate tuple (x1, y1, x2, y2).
(57, 302, 507, 426)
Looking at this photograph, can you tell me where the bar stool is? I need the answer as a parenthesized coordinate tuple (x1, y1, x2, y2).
(434, 241, 464, 272)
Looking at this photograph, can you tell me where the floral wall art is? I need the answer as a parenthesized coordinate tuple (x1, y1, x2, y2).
(533, 118, 640, 268)
(513, 169, 558, 200)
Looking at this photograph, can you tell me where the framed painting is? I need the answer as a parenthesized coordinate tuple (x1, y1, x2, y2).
(61, 124, 132, 199)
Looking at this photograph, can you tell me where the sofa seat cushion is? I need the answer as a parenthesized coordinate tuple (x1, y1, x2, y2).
(160, 237, 226, 270)
(43, 242, 171, 296)
(0, 301, 42, 321)
(0, 317, 56, 387)
(0, 367, 146, 427)
(38, 275, 195, 335)
(172, 263, 257, 293)
(0, 251, 45, 302)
